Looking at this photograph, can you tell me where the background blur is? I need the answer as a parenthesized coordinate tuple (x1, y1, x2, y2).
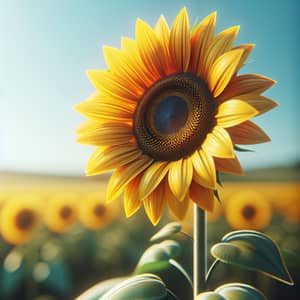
(0, 0, 299, 299)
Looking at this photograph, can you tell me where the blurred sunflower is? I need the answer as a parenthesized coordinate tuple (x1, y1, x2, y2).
(0, 195, 41, 245)
(79, 192, 116, 230)
(224, 190, 272, 230)
(75, 8, 277, 225)
(44, 193, 78, 233)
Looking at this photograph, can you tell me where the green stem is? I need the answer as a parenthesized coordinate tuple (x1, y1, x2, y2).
(193, 205, 207, 298)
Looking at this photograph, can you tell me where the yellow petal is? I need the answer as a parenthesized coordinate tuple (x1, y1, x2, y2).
(236, 95, 279, 116)
(139, 161, 170, 201)
(144, 182, 166, 225)
(168, 158, 193, 202)
(189, 11, 216, 74)
(86, 145, 141, 176)
(208, 49, 244, 97)
(121, 37, 156, 87)
(124, 174, 142, 218)
(216, 99, 258, 128)
(155, 15, 175, 74)
(74, 95, 135, 122)
(217, 74, 276, 102)
(214, 156, 243, 175)
(136, 18, 165, 79)
(103, 46, 145, 95)
(165, 181, 189, 220)
(169, 7, 191, 72)
(106, 155, 153, 203)
(199, 26, 240, 80)
(87, 70, 140, 101)
(190, 182, 214, 212)
(227, 120, 271, 144)
(202, 126, 234, 158)
(232, 43, 255, 72)
(191, 149, 216, 189)
(77, 122, 133, 146)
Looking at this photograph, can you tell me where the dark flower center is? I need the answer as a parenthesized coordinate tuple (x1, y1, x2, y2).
(93, 204, 106, 217)
(153, 96, 188, 134)
(134, 74, 216, 161)
(242, 205, 256, 220)
(59, 206, 72, 220)
(15, 209, 35, 230)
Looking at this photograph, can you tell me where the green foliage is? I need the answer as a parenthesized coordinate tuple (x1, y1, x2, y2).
(98, 274, 167, 300)
(211, 230, 294, 285)
(75, 277, 128, 300)
(215, 283, 267, 300)
(197, 283, 267, 300)
(0, 250, 25, 299)
(150, 222, 182, 242)
(134, 240, 181, 274)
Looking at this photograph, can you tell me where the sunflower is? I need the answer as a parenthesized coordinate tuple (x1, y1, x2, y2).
(79, 192, 117, 230)
(224, 190, 272, 230)
(44, 193, 78, 233)
(75, 8, 277, 225)
(0, 195, 41, 245)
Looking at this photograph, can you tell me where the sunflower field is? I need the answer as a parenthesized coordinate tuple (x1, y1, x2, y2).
(0, 168, 299, 300)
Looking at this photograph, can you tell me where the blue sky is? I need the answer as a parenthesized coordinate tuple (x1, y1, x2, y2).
(0, 0, 299, 175)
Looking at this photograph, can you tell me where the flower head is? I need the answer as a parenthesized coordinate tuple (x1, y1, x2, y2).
(0, 195, 41, 245)
(79, 192, 117, 230)
(76, 8, 277, 225)
(225, 190, 272, 230)
(44, 193, 78, 233)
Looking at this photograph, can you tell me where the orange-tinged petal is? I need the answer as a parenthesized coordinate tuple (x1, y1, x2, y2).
(191, 149, 216, 189)
(77, 122, 133, 146)
(217, 74, 276, 102)
(168, 158, 193, 202)
(199, 26, 240, 80)
(232, 43, 255, 72)
(214, 156, 243, 175)
(144, 182, 166, 225)
(189, 11, 216, 74)
(136, 18, 165, 79)
(236, 95, 279, 116)
(124, 174, 142, 217)
(165, 181, 189, 220)
(169, 7, 191, 72)
(202, 126, 234, 158)
(87, 70, 139, 101)
(216, 99, 258, 128)
(190, 182, 214, 212)
(86, 145, 141, 176)
(139, 161, 170, 201)
(103, 46, 145, 95)
(121, 37, 156, 87)
(154, 15, 174, 74)
(227, 120, 271, 144)
(208, 49, 244, 97)
(106, 155, 153, 203)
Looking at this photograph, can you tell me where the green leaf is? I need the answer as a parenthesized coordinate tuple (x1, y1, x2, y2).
(196, 292, 226, 300)
(150, 222, 182, 242)
(211, 230, 294, 285)
(213, 189, 221, 203)
(75, 277, 127, 300)
(234, 145, 254, 152)
(215, 283, 267, 300)
(99, 273, 167, 300)
(135, 240, 181, 274)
